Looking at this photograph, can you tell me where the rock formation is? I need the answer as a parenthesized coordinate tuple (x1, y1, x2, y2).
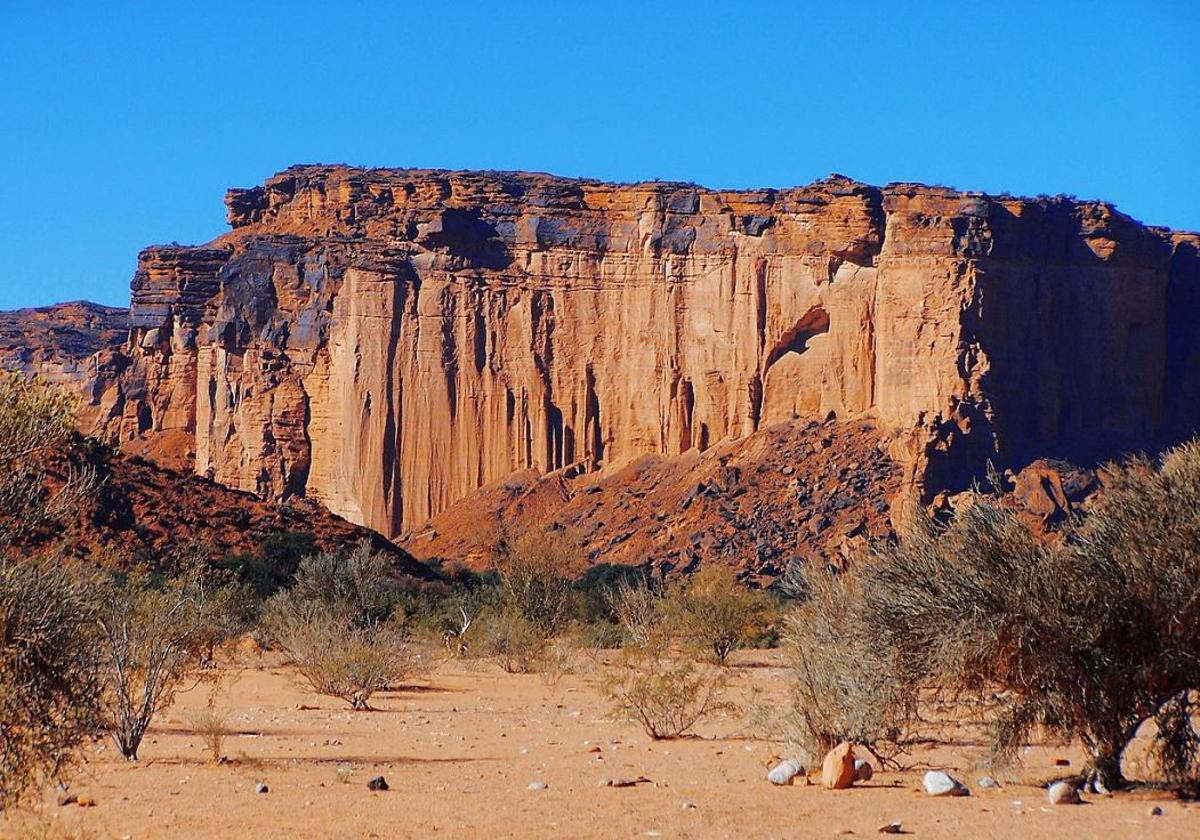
(8, 166, 1200, 546)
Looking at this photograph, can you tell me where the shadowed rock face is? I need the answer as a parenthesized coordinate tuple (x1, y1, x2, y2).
(10, 166, 1200, 540)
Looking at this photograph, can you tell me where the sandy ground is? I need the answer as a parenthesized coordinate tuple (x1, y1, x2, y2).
(8, 650, 1197, 839)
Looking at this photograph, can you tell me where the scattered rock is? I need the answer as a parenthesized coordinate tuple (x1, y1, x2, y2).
(978, 776, 1001, 789)
(1149, 805, 1164, 816)
(822, 742, 857, 790)
(877, 823, 903, 835)
(681, 802, 697, 811)
(1047, 781, 1081, 805)
(254, 782, 269, 794)
(76, 796, 97, 808)
(611, 776, 653, 788)
(56, 793, 77, 807)
(527, 781, 548, 791)
(768, 758, 803, 785)
(367, 776, 389, 792)
(854, 759, 874, 782)
(923, 770, 968, 797)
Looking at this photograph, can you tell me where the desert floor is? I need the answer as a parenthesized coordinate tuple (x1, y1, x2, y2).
(9, 649, 1198, 839)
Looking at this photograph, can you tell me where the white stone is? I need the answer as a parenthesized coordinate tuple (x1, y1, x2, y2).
(767, 758, 803, 785)
(1048, 781, 1081, 805)
(923, 770, 968, 797)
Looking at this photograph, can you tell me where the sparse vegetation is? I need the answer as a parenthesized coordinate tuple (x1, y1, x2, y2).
(670, 565, 770, 664)
(189, 691, 232, 764)
(0, 559, 104, 810)
(264, 542, 421, 709)
(785, 440, 1200, 789)
(602, 646, 733, 739)
(98, 554, 239, 761)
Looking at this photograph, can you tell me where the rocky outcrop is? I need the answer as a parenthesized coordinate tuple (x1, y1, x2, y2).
(0, 301, 127, 384)
(403, 417, 900, 582)
(16, 166, 1200, 541)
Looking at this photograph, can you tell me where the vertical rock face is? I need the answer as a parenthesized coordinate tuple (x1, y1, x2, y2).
(66, 166, 1199, 538)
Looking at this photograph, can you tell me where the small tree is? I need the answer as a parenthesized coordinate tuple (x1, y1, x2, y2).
(98, 556, 235, 761)
(0, 376, 105, 807)
(670, 565, 768, 664)
(782, 562, 916, 766)
(842, 440, 1200, 789)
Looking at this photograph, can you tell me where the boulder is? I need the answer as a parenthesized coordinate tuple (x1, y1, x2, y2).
(366, 776, 389, 792)
(821, 742, 857, 790)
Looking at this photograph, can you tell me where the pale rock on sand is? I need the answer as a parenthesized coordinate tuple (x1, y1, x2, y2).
(1048, 781, 1081, 805)
(767, 758, 803, 785)
(923, 771, 969, 797)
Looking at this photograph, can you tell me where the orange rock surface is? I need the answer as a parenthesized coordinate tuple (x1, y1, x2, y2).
(9, 167, 1200, 543)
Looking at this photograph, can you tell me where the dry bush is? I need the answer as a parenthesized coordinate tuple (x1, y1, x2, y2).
(602, 647, 734, 739)
(98, 558, 233, 761)
(494, 526, 578, 638)
(837, 440, 1200, 789)
(479, 609, 548, 674)
(0, 559, 103, 810)
(285, 540, 401, 622)
(264, 543, 421, 709)
(782, 563, 917, 767)
(605, 577, 666, 648)
(670, 565, 769, 664)
(267, 603, 417, 710)
(0, 373, 97, 550)
(189, 692, 231, 764)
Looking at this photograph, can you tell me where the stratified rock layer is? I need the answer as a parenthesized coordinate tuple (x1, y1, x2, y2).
(33, 166, 1200, 539)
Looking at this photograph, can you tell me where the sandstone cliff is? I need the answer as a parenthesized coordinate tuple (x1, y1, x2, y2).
(19, 166, 1200, 542)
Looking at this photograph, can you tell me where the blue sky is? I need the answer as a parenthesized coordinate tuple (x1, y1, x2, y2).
(1, 1, 1196, 310)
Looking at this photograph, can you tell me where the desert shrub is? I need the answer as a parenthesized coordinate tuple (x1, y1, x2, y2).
(0, 559, 104, 809)
(0, 373, 97, 550)
(264, 544, 419, 709)
(98, 554, 239, 760)
(835, 440, 1200, 788)
(670, 565, 770, 664)
(285, 541, 403, 622)
(218, 530, 317, 598)
(602, 647, 734, 739)
(266, 604, 416, 710)
(782, 563, 917, 767)
(478, 609, 548, 674)
(605, 576, 667, 648)
(494, 526, 578, 637)
(189, 692, 231, 764)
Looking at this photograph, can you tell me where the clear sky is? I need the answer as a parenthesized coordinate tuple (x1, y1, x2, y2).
(1, 1, 1196, 310)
